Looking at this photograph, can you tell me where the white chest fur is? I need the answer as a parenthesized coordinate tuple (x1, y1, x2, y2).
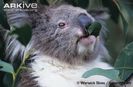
(30, 55, 112, 87)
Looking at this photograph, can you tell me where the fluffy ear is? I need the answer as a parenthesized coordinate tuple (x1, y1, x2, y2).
(6, 10, 31, 28)
(5, 1, 48, 28)
(88, 8, 110, 20)
(5, 1, 32, 28)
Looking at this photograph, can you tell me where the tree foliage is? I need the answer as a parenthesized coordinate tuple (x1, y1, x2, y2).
(0, 0, 133, 87)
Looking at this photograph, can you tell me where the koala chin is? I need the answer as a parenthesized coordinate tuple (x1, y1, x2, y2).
(5, 4, 113, 87)
(77, 35, 97, 54)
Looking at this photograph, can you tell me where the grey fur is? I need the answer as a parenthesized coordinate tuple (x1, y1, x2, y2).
(4, 4, 110, 64)
(32, 5, 107, 64)
(4, 4, 111, 87)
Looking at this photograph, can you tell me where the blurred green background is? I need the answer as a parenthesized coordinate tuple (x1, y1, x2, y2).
(0, 0, 133, 87)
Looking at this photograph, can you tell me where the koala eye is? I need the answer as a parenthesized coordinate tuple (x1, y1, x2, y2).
(58, 22, 66, 29)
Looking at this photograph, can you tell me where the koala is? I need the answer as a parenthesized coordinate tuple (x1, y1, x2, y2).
(4, 4, 114, 87)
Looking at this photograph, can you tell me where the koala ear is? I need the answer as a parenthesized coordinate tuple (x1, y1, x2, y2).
(88, 8, 110, 20)
(6, 9, 31, 28)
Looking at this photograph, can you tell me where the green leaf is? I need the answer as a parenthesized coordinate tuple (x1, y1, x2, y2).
(87, 22, 101, 36)
(114, 42, 133, 81)
(113, 0, 128, 36)
(82, 68, 121, 81)
(0, 59, 14, 74)
(112, 0, 133, 45)
(9, 24, 32, 46)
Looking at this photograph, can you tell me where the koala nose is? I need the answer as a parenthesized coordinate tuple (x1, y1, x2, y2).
(78, 14, 92, 36)
(78, 14, 92, 28)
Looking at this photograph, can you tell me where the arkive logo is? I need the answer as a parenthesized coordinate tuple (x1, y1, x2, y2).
(3, 2, 37, 9)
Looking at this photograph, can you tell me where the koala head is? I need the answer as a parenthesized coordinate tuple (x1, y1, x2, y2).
(31, 5, 106, 64)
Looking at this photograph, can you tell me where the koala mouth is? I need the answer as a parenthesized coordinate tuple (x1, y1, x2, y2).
(76, 22, 101, 54)
(78, 35, 96, 46)
(77, 35, 97, 54)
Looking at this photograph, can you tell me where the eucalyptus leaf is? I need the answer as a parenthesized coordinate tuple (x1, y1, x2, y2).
(82, 68, 121, 81)
(115, 42, 133, 81)
(113, 0, 128, 36)
(113, 0, 133, 49)
(0, 60, 14, 74)
(9, 24, 32, 46)
(86, 22, 101, 36)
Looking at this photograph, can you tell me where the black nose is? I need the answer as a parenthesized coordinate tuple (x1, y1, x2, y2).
(78, 14, 92, 28)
